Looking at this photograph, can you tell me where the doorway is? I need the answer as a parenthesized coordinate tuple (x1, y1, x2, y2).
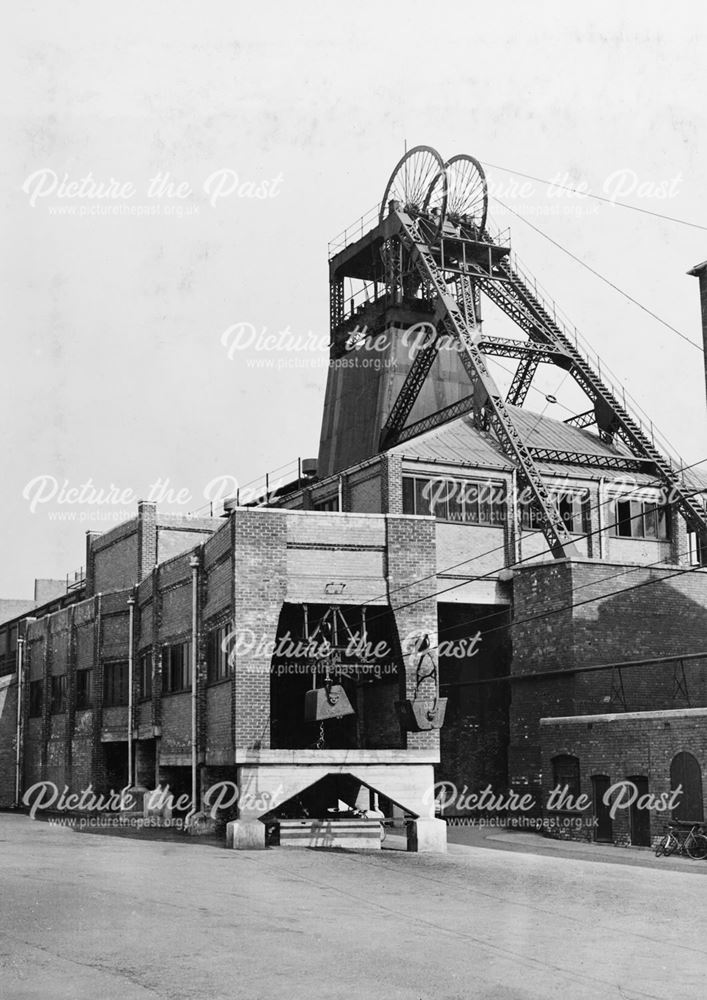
(627, 775, 651, 847)
(591, 774, 612, 843)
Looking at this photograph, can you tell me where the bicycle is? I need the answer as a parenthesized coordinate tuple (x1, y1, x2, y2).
(655, 821, 707, 860)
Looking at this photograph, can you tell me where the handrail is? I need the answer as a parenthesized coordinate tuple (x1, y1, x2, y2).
(499, 243, 690, 475)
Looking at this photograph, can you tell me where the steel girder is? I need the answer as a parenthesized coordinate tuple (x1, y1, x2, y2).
(527, 449, 654, 473)
(379, 337, 441, 449)
(389, 209, 579, 558)
(392, 394, 476, 447)
(473, 255, 707, 545)
(564, 409, 596, 429)
(506, 357, 538, 406)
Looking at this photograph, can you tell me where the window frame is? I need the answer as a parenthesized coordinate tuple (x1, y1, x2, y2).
(610, 497, 670, 541)
(207, 624, 232, 685)
(162, 641, 192, 695)
(138, 649, 153, 701)
(402, 474, 506, 526)
(103, 660, 129, 707)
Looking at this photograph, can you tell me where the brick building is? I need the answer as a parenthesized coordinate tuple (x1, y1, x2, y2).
(2, 160, 707, 851)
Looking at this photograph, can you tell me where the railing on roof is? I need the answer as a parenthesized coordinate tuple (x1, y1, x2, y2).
(329, 205, 692, 483)
(65, 568, 85, 593)
(187, 458, 313, 518)
(328, 202, 381, 259)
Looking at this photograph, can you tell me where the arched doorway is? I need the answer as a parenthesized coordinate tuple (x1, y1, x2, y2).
(670, 752, 704, 822)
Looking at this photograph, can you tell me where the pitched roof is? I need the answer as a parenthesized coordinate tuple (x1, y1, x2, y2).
(393, 405, 707, 488)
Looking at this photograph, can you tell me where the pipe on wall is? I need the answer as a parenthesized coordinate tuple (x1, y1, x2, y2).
(189, 553, 200, 818)
(14, 635, 25, 807)
(127, 594, 135, 788)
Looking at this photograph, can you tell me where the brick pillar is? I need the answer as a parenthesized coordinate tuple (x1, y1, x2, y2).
(382, 453, 403, 514)
(386, 515, 439, 753)
(233, 509, 288, 750)
(671, 508, 688, 567)
(84, 532, 101, 597)
(585, 482, 602, 559)
(137, 501, 158, 580)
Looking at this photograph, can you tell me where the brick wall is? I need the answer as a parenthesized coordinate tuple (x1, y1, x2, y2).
(509, 559, 707, 803)
(0, 675, 17, 806)
(540, 709, 707, 845)
(234, 509, 288, 749)
(386, 515, 440, 753)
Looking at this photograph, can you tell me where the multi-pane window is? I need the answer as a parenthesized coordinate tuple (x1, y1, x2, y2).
(162, 641, 191, 694)
(50, 675, 67, 714)
(76, 669, 92, 710)
(402, 476, 506, 525)
(207, 624, 232, 683)
(104, 660, 129, 707)
(138, 650, 153, 700)
(29, 679, 43, 718)
(521, 491, 590, 534)
(610, 499, 669, 540)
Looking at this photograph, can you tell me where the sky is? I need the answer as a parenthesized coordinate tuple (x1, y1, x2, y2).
(1, 1, 706, 597)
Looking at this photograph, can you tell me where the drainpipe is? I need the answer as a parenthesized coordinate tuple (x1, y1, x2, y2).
(597, 478, 607, 560)
(15, 635, 25, 807)
(190, 554, 200, 817)
(127, 594, 135, 788)
(338, 475, 343, 512)
(511, 470, 521, 564)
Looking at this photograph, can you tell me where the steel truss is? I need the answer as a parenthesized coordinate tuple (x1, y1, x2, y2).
(381, 209, 580, 557)
(375, 210, 707, 556)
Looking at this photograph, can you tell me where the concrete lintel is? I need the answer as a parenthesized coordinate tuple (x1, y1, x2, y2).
(234, 749, 440, 765)
(541, 706, 707, 726)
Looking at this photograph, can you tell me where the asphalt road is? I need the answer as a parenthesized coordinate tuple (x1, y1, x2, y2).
(0, 813, 704, 999)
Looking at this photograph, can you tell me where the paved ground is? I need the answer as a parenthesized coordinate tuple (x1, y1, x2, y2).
(1, 813, 705, 999)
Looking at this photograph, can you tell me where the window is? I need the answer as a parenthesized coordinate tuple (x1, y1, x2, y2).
(76, 669, 92, 710)
(104, 660, 129, 707)
(402, 475, 506, 525)
(611, 498, 669, 540)
(162, 641, 191, 694)
(29, 679, 43, 718)
(207, 624, 232, 683)
(688, 529, 705, 567)
(314, 496, 339, 512)
(138, 650, 152, 700)
(50, 675, 67, 714)
(521, 491, 589, 534)
(551, 754, 580, 801)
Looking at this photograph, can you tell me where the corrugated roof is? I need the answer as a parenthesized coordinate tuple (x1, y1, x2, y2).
(393, 406, 707, 489)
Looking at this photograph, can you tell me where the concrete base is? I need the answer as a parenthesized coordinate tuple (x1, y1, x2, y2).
(407, 817, 447, 853)
(226, 819, 266, 850)
(279, 818, 382, 850)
